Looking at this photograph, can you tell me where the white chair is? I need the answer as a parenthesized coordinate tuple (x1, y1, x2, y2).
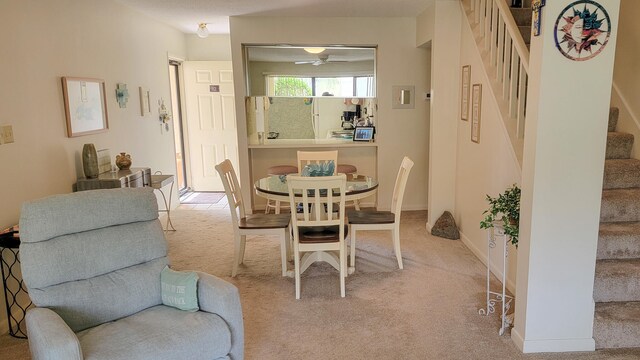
(215, 159, 292, 277)
(297, 150, 338, 175)
(347, 156, 414, 271)
(287, 174, 347, 299)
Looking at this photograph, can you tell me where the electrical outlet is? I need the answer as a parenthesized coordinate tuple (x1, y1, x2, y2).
(1, 125, 14, 144)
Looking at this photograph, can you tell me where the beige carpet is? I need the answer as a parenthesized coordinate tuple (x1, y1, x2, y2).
(2, 208, 640, 359)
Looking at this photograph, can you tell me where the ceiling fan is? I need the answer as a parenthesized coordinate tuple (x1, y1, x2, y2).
(295, 55, 347, 66)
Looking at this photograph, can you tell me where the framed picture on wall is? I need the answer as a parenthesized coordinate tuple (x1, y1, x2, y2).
(471, 83, 482, 143)
(139, 86, 151, 116)
(62, 77, 109, 137)
(461, 65, 471, 121)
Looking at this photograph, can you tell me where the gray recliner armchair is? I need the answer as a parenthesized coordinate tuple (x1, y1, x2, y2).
(19, 188, 244, 360)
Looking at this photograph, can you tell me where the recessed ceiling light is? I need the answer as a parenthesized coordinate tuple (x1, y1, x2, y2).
(304, 47, 325, 54)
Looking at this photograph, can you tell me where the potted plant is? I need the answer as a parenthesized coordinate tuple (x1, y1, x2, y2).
(480, 184, 521, 247)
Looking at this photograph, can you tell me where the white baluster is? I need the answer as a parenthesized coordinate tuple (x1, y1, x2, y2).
(509, 49, 519, 119)
(517, 66, 527, 138)
(502, 33, 512, 100)
(497, 16, 505, 81)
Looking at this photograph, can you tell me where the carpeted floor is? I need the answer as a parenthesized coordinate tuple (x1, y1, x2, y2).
(2, 208, 640, 359)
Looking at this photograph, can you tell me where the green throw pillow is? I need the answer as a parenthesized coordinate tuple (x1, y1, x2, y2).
(160, 266, 199, 312)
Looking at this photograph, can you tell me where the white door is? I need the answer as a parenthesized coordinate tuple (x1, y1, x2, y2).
(183, 61, 237, 191)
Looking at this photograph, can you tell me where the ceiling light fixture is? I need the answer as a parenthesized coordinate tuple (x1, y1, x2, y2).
(196, 23, 209, 38)
(304, 47, 325, 54)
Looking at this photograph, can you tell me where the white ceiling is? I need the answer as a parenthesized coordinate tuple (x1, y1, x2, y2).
(115, 0, 434, 35)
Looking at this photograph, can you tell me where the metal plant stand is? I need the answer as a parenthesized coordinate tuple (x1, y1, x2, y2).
(478, 223, 514, 336)
(0, 233, 33, 338)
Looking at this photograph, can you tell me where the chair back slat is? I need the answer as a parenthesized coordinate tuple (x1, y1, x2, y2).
(297, 150, 338, 174)
(287, 175, 346, 229)
(215, 159, 245, 227)
(391, 157, 414, 223)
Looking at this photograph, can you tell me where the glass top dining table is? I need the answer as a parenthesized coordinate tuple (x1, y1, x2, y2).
(254, 174, 378, 201)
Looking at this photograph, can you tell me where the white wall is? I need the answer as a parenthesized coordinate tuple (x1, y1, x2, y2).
(420, 0, 461, 228)
(230, 17, 431, 211)
(0, 0, 186, 333)
(454, 4, 521, 290)
(416, 4, 435, 46)
(514, 0, 621, 352)
(186, 34, 232, 61)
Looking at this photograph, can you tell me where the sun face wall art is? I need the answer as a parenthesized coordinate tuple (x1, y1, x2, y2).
(554, 0, 611, 62)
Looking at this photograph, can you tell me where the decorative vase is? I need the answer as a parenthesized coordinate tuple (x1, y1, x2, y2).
(82, 144, 99, 179)
(115, 152, 132, 170)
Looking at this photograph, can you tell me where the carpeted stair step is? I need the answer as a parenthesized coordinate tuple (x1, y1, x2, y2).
(609, 107, 619, 132)
(594, 301, 640, 349)
(509, 8, 532, 27)
(599, 222, 640, 260)
(594, 259, 640, 302)
(606, 132, 634, 160)
(518, 26, 531, 45)
(600, 188, 640, 222)
(603, 159, 640, 189)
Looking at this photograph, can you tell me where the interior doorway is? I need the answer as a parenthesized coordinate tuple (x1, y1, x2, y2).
(168, 60, 189, 195)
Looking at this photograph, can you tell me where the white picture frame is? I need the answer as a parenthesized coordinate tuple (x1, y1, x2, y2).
(139, 86, 151, 116)
(471, 83, 482, 144)
(461, 65, 471, 121)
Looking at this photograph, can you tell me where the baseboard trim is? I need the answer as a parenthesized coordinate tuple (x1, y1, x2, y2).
(511, 328, 595, 353)
(402, 205, 428, 211)
(426, 222, 433, 233)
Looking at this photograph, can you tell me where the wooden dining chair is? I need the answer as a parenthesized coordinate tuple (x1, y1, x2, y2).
(347, 156, 414, 271)
(286, 174, 348, 299)
(297, 150, 338, 175)
(215, 159, 292, 277)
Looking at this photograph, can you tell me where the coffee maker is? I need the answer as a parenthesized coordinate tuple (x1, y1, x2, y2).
(341, 111, 357, 130)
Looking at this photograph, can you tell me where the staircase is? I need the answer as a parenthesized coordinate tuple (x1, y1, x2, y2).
(508, 5, 531, 48)
(594, 107, 640, 348)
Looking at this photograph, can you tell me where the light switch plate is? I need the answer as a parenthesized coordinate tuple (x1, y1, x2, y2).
(1, 125, 14, 143)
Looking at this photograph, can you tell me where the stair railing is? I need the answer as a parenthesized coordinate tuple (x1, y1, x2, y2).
(470, 0, 529, 139)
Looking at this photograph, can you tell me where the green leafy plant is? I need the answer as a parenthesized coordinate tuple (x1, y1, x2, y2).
(480, 184, 521, 247)
(274, 77, 312, 97)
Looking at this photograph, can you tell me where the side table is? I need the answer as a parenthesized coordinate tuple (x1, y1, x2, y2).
(478, 223, 514, 336)
(151, 174, 176, 232)
(0, 229, 33, 338)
